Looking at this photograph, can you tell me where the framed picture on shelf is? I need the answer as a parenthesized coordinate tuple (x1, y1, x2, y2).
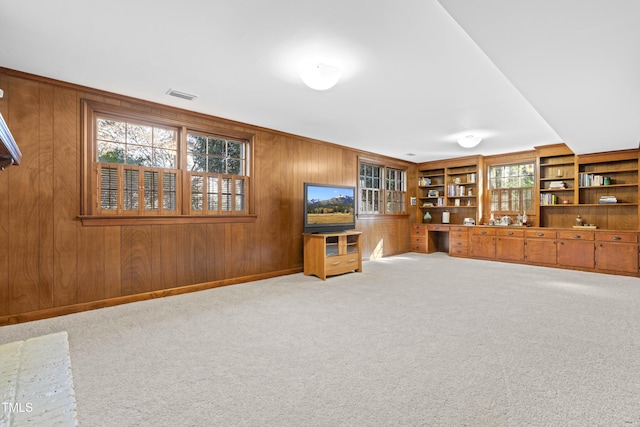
(428, 189, 439, 197)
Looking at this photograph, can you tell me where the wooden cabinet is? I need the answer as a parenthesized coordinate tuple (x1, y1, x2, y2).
(411, 223, 454, 254)
(536, 145, 639, 230)
(418, 167, 446, 221)
(525, 230, 557, 265)
(538, 145, 576, 208)
(303, 232, 362, 280)
(449, 226, 469, 257)
(411, 224, 429, 253)
(557, 230, 595, 269)
(416, 157, 481, 225)
(470, 227, 496, 259)
(595, 232, 639, 275)
(495, 228, 525, 262)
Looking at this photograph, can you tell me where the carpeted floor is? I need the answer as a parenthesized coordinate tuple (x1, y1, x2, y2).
(1, 252, 640, 426)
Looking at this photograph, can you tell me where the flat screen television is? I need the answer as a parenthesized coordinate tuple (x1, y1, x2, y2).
(304, 182, 356, 233)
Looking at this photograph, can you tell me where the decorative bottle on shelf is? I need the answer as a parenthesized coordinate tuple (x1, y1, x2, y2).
(575, 214, 583, 227)
(423, 211, 432, 224)
(522, 212, 528, 226)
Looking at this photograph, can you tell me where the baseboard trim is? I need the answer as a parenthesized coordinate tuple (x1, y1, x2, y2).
(0, 267, 303, 326)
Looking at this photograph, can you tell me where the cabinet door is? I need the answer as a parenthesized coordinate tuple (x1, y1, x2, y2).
(558, 239, 595, 269)
(496, 237, 525, 262)
(595, 242, 639, 274)
(525, 239, 557, 265)
(470, 235, 495, 259)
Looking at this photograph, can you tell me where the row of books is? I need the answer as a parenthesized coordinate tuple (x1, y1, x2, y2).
(579, 173, 610, 186)
(540, 194, 619, 205)
(447, 184, 469, 197)
(540, 193, 560, 205)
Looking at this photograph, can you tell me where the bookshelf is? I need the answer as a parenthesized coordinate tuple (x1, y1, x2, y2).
(537, 145, 639, 230)
(538, 147, 575, 206)
(417, 157, 481, 225)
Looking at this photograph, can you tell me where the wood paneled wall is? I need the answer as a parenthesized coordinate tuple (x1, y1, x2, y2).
(0, 69, 414, 324)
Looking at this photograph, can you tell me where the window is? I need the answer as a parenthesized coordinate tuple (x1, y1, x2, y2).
(82, 100, 251, 220)
(488, 162, 534, 214)
(95, 116, 180, 215)
(385, 168, 406, 213)
(359, 162, 406, 215)
(186, 133, 248, 215)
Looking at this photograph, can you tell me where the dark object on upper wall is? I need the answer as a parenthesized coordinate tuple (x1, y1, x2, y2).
(0, 112, 21, 170)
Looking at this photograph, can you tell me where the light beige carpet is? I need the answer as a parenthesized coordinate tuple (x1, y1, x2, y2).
(1, 253, 640, 426)
(0, 332, 77, 426)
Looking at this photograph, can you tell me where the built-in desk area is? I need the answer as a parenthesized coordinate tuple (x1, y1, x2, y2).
(411, 223, 640, 277)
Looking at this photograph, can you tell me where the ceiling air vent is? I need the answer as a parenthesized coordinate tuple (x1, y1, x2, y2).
(166, 89, 198, 101)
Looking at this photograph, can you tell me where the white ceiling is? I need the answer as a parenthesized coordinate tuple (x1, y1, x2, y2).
(1, 1, 638, 163)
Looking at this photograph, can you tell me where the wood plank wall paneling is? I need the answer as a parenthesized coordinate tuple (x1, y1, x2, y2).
(0, 69, 414, 324)
(53, 86, 79, 307)
(9, 78, 40, 313)
(38, 83, 55, 309)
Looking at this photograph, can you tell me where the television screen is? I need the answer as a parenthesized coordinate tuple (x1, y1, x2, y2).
(304, 183, 356, 233)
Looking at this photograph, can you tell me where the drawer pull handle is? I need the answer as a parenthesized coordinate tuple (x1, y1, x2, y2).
(330, 261, 341, 266)
(481, 231, 487, 235)
(612, 236, 622, 241)
(537, 233, 545, 237)
(508, 231, 514, 235)
(573, 235, 581, 239)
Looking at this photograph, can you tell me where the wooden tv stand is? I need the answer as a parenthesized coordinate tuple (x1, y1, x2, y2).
(303, 231, 362, 280)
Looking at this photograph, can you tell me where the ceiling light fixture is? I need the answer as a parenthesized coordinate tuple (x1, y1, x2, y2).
(457, 135, 482, 148)
(300, 63, 342, 91)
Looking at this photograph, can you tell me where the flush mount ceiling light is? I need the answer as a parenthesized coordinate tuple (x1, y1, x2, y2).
(457, 135, 482, 148)
(300, 63, 342, 91)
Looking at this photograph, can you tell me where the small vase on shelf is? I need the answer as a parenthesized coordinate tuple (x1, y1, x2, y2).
(423, 211, 432, 224)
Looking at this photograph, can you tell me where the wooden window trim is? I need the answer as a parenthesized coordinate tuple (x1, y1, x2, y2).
(78, 214, 258, 227)
(358, 158, 407, 215)
(81, 99, 255, 224)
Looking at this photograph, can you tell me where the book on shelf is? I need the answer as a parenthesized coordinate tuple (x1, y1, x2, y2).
(540, 193, 558, 205)
(579, 173, 609, 186)
(598, 195, 618, 204)
(548, 181, 566, 189)
(447, 184, 467, 197)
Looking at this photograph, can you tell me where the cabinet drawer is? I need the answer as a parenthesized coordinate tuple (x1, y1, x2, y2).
(427, 224, 449, 232)
(450, 230, 468, 239)
(596, 232, 638, 243)
(411, 224, 427, 236)
(450, 238, 468, 248)
(525, 230, 557, 239)
(450, 226, 467, 232)
(325, 254, 360, 275)
(496, 228, 524, 237)
(450, 246, 469, 257)
(558, 231, 595, 240)
(412, 236, 427, 245)
(412, 243, 427, 253)
(471, 227, 496, 236)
